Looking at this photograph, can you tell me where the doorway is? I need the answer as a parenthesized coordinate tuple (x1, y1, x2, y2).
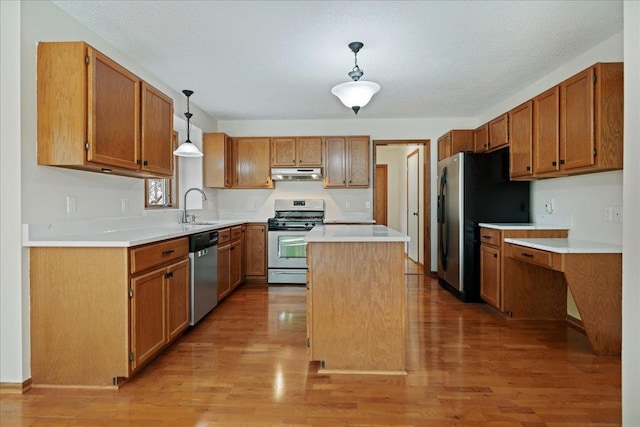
(373, 139, 431, 273)
(407, 149, 419, 262)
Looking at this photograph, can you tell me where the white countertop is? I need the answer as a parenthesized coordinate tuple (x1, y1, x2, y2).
(323, 219, 376, 224)
(23, 220, 249, 248)
(504, 238, 622, 254)
(479, 223, 569, 230)
(305, 225, 410, 243)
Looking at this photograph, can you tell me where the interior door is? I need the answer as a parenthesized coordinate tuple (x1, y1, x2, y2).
(375, 164, 388, 226)
(407, 150, 419, 262)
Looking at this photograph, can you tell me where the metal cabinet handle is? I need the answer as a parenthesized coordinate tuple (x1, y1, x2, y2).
(521, 253, 534, 258)
(162, 249, 175, 256)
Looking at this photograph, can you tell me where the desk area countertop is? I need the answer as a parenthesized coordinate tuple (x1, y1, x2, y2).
(305, 225, 410, 243)
(504, 237, 622, 254)
(479, 223, 570, 230)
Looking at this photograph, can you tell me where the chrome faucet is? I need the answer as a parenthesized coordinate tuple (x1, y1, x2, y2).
(182, 187, 207, 223)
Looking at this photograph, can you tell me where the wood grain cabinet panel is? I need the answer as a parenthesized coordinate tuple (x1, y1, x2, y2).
(297, 137, 323, 166)
(37, 41, 174, 179)
(508, 101, 533, 179)
(533, 86, 561, 175)
(473, 123, 489, 153)
(437, 130, 473, 161)
(480, 245, 501, 309)
(203, 132, 233, 188)
(29, 237, 189, 387)
(245, 223, 267, 281)
(271, 138, 297, 166)
(234, 137, 273, 188)
(488, 113, 509, 151)
(323, 136, 370, 188)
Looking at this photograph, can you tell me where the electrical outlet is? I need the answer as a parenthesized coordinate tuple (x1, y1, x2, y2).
(544, 198, 555, 214)
(345, 200, 351, 209)
(365, 201, 371, 209)
(66, 196, 76, 214)
(121, 198, 129, 213)
(613, 206, 623, 223)
(252, 201, 258, 209)
(604, 206, 613, 221)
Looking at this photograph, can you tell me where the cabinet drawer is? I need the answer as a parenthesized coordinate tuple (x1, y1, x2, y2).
(218, 228, 231, 244)
(231, 225, 244, 240)
(479, 228, 502, 247)
(507, 244, 558, 269)
(130, 237, 188, 275)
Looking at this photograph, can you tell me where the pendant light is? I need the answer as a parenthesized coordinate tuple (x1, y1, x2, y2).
(331, 42, 380, 115)
(173, 89, 203, 157)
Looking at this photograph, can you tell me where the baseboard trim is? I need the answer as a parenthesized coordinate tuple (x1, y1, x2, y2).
(0, 378, 32, 394)
(565, 314, 585, 333)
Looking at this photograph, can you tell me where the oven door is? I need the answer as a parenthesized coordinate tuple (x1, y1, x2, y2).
(268, 230, 309, 269)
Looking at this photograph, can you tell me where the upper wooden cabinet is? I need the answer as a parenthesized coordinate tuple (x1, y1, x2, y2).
(473, 123, 489, 153)
(437, 130, 474, 161)
(508, 100, 534, 179)
(234, 137, 273, 188)
(324, 136, 370, 188)
(37, 41, 174, 179)
(488, 113, 509, 151)
(532, 63, 623, 178)
(560, 63, 623, 174)
(533, 86, 561, 175)
(271, 137, 323, 167)
(203, 132, 233, 188)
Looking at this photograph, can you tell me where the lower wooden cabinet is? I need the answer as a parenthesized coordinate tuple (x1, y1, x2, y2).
(479, 227, 568, 314)
(217, 225, 245, 301)
(29, 237, 190, 387)
(245, 223, 267, 281)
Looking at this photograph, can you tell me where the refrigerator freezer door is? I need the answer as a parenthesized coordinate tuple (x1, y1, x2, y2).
(437, 154, 464, 293)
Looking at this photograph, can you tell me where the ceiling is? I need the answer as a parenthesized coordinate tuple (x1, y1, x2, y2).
(51, 1, 623, 121)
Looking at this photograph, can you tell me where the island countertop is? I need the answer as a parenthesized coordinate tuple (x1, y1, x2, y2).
(305, 225, 410, 243)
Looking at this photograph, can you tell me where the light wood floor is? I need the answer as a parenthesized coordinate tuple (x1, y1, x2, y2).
(1, 269, 621, 426)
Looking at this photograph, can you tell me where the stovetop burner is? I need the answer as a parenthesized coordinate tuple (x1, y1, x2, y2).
(268, 199, 325, 231)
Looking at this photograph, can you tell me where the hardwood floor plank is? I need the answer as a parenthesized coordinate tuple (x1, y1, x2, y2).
(0, 274, 621, 426)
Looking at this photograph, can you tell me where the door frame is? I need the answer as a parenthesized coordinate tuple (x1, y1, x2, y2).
(406, 148, 420, 263)
(372, 139, 431, 273)
(375, 164, 388, 226)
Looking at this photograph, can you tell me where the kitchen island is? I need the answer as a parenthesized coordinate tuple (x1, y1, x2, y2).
(305, 225, 409, 375)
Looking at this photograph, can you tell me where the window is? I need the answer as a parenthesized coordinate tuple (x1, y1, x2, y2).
(145, 131, 179, 208)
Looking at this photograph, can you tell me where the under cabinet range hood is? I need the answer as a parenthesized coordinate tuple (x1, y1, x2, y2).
(271, 168, 323, 181)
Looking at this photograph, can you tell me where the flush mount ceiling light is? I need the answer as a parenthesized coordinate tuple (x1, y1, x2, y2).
(173, 89, 203, 157)
(331, 41, 380, 115)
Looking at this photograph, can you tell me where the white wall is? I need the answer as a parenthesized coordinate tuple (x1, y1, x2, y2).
(1, 0, 27, 384)
(623, 2, 640, 424)
(376, 147, 405, 231)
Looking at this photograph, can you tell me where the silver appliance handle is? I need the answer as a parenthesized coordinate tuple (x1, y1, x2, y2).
(438, 166, 449, 271)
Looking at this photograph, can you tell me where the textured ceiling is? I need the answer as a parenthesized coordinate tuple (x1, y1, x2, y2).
(51, 0, 623, 121)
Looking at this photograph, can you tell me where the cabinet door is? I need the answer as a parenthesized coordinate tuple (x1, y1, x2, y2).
(297, 137, 323, 166)
(141, 82, 173, 176)
(508, 100, 533, 178)
(473, 124, 489, 153)
(324, 137, 347, 187)
(534, 86, 561, 175)
(130, 268, 167, 371)
(234, 137, 272, 188)
(245, 223, 267, 279)
(561, 67, 595, 171)
(449, 130, 474, 155)
(204, 133, 231, 188)
(488, 113, 509, 151)
(166, 258, 190, 342)
(437, 134, 450, 161)
(87, 47, 140, 170)
(480, 245, 501, 310)
(347, 136, 370, 187)
(271, 138, 297, 166)
(230, 239, 243, 290)
(217, 244, 231, 301)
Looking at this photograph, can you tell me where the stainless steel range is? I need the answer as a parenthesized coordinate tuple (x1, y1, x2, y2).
(267, 199, 325, 284)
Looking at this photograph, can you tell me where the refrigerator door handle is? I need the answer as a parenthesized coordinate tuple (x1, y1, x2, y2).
(438, 166, 448, 271)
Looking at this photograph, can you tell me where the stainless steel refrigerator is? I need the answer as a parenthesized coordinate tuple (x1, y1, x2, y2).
(437, 150, 530, 302)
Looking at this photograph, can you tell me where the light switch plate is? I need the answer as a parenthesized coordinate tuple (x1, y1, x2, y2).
(66, 196, 76, 214)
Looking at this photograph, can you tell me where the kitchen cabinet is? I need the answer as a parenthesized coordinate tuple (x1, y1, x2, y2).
(203, 132, 233, 188)
(473, 123, 489, 153)
(508, 100, 534, 179)
(29, 237, 189, 387)
(324, 136, 370, 188)
(245, 223, 267, 281)
(474, 114, 509, 154)
(479, 227, 568, 314)
(217, 225, 245, 301)
(271, 137, 323, 167)
(37, 41, 174, 179)
(532, 63, 623, 177)
(233, 137, 273, 188)
(437, 130, 474, 161)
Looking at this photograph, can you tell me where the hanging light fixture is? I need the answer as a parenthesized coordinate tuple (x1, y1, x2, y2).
(173, 89, 203, 157)
(331, 42, 380, 115)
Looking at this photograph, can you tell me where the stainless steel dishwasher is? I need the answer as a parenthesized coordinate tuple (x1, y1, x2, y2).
(189, 230, 218, 325)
